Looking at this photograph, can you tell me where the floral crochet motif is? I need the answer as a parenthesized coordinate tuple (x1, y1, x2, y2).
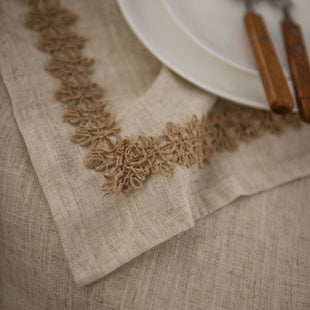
(24, 0, 302, 194)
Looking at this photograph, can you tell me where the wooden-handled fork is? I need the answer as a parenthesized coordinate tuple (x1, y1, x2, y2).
(269, 0, 310, 123)
(243, 0, 295, 114)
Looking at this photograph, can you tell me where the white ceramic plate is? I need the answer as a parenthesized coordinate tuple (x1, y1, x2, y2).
(164, 0, 310, 76)
(116, 0, 297, 110)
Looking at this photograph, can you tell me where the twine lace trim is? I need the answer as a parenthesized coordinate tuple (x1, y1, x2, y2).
(24, 0, 302, 194)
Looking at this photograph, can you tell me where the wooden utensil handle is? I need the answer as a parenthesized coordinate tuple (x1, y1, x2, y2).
(244, 12, 294, 114)
(282, 21, 310, 123)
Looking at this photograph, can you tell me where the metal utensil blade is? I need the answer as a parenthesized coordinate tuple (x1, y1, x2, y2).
(267, 0, 293, 21)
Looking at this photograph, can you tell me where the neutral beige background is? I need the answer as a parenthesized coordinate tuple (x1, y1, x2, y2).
(0, 0, 310, 308)
(1, 77, 310, 309)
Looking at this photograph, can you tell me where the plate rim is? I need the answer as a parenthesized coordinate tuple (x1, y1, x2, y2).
(163, 0, 260, 76)
(116, 0, 296, 111)
(163, 0, 295, 78)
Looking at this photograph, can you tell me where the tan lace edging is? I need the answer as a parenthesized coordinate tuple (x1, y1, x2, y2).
(24, 0, 302, 194)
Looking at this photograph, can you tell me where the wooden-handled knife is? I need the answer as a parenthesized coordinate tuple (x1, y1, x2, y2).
(243, 0, 295, 114)
(269, 0, 310, 123)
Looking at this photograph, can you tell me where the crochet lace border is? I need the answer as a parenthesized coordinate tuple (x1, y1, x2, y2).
(24, 0, 302, 194)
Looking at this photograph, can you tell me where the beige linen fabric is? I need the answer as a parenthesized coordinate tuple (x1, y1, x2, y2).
(1, 78, 310, 309)
(0, 0, 215, 286)
(1, 0, 310, 291)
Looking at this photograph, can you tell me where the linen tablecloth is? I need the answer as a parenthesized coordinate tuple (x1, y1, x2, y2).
(1, 0, 310, 308)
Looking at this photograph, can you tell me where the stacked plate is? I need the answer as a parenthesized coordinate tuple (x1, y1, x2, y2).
(116, 0, 310, 110)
